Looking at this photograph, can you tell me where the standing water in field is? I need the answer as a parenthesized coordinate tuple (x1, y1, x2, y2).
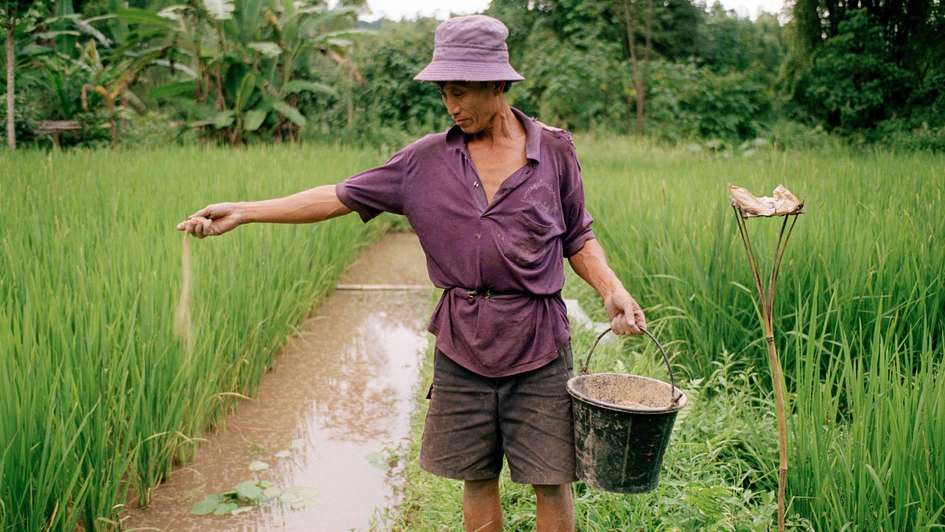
(123, 233, 432, 531)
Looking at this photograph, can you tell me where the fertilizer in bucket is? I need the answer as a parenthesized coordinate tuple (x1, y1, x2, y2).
(566, 328, 687, 493)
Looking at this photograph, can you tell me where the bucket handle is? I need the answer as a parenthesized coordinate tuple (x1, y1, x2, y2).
(579, 327, 681, 406)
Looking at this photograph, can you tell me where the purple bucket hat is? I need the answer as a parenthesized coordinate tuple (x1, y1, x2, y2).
(413, 15, 524, 82)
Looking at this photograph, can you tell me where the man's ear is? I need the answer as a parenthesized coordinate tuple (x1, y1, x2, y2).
(491, 81, 505, 95)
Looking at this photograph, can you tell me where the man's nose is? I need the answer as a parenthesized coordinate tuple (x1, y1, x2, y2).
(444, 98, 460, 117)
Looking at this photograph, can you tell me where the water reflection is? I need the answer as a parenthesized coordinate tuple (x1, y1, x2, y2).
(311, 307, 426, 442)
(121, 286, 432, 532)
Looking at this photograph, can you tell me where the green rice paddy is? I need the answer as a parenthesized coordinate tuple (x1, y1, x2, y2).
(1, 139, 943, 530)
(0, 145, 390, 530)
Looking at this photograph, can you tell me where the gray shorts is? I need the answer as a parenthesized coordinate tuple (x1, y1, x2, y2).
(418, 343, 577, 485)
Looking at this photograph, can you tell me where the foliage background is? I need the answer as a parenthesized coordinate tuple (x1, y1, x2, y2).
(2, 0, 943, 151)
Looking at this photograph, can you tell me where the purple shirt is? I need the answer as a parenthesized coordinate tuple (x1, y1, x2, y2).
(335, 107, 596, 377)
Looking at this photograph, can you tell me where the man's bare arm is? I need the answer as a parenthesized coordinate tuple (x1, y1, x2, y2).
(240, 184, 351, 224)
(567, 238, 646, 335)
(176, 184, 352, 238)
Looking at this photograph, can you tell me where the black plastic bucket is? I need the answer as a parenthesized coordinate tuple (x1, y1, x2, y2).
(566, 328, 687, 493)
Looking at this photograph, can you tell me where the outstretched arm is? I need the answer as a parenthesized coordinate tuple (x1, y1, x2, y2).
(239, 184, 352, 224)
(568, 238, 646, 335)
(176, 184, 352, 238)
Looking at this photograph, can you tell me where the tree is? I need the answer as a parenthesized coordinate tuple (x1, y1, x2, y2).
(78, 40, 165, 149)
(619, 0, 654, 135)
(787, 0, 945, 132)
(796, 10, 911, 132)
(1, 0, 34, 150)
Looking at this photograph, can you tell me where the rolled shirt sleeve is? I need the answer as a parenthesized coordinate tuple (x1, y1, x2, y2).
(335, 148, 409, 223)
(558, 135, 596, 257)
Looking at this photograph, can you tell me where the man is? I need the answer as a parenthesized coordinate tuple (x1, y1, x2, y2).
(177, 14, 646, 532)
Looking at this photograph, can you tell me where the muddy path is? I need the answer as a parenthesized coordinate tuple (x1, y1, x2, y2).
(122, 231, 433, 531)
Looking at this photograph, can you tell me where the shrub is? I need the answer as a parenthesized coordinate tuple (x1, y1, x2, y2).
(647, 59, 771, 142)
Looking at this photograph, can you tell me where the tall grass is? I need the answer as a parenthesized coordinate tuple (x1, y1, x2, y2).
(580, 137, 945, 529)
(0, 144, 390, 530)
(583, 138, 944, 378)
(790, 285, 945, 529)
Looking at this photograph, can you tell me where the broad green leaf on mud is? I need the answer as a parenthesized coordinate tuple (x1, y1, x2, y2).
(191, 494, 224, 515)
(213, 502, 240, 515)
(236, 480, 264, 501)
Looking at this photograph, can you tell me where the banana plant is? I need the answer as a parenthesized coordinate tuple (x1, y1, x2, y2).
(77, 39, 167, 148)
(118, 0, 362, 144)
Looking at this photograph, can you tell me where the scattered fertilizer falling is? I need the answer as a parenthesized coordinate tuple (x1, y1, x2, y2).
(174, 234, 194, 356)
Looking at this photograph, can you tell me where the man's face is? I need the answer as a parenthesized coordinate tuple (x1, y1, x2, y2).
(439, 81, 503, 134)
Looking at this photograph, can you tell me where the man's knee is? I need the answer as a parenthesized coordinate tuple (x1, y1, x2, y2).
(465, 477, 500, 494)
(532, 483, 570, 498)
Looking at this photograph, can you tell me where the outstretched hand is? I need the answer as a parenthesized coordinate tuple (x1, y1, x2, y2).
(603, 287, 647, 335)
(176, 202, 243, 238)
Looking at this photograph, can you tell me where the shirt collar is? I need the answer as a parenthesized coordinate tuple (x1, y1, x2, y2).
(446, 106, 542, 164)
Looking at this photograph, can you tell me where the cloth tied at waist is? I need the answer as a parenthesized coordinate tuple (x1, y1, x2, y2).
(448, 285, 530, 301)
(428, 286, 570, 376)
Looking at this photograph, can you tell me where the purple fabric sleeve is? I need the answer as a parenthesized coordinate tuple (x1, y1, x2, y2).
(558, 137, 595, 257)
(335, 149, 409, 223)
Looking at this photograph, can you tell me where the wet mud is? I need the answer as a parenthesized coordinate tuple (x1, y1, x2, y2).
(121, 232, 432, 531)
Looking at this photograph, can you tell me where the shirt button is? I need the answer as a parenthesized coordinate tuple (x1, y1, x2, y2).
(473, 181, 479, 187)
(476, 233, 481, 239)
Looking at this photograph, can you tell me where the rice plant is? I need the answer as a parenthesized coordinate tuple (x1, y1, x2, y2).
(582, 137, 945, 529)
(0, 144, 392, 530)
